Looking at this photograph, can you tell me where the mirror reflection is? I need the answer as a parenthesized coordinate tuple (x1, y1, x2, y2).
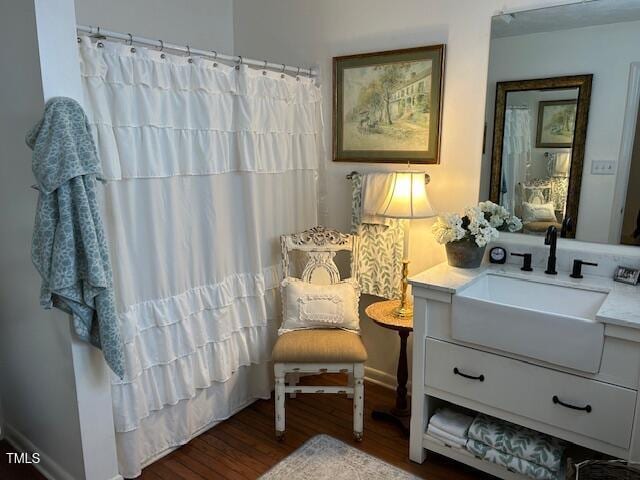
(483, 1, 640, 246)
(498, 84, 585, 237)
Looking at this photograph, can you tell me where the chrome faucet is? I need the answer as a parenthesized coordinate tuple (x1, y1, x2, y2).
(544, 226, 558, 275)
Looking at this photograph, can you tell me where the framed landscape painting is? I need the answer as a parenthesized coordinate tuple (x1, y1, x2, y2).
(333, 45, 445, 164)
(536, 99, 578, 148)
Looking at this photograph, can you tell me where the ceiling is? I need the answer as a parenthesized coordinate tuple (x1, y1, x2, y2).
(492, 0, 640, 38)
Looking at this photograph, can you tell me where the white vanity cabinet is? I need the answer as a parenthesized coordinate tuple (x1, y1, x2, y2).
(409, 263, 640, 480)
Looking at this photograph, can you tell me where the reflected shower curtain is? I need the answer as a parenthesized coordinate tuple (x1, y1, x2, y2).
(78, 37, 321, 477)
(501, 107, 531, 215)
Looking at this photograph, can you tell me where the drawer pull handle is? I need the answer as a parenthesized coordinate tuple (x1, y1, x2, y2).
(552, 395, 592, 413)
(453, 367, 484, 382)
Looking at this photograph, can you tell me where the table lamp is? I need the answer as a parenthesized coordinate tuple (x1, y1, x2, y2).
(377, 171, 436, 317)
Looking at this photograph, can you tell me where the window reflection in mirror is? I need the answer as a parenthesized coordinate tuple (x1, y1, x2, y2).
(482, 2, 640, 246)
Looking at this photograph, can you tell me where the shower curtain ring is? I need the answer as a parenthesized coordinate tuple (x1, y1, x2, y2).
(235, 56, 243, 70)
(127, 34, 136, 53)
(212, 51, 218, 67)
(296, 66, 301, 81)
(158, 39, 165, 59)
(91, 26, 105, 48)
(186, 45, 193, 63)
(281, 64, 286, 79)
(262, 60, 268, 75)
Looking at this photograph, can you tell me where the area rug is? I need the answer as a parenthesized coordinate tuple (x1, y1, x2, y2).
(259, 434, 420, 479)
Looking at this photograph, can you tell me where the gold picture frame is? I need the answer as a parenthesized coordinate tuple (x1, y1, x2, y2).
(489, 75, 593, 239)
(536, 99, 578, 148)
(333, 45, 445, 164)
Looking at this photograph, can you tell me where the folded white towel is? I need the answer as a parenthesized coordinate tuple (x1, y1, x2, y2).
(429, 408, 475, 439)
(426, 424, 467, 449)
(361, 173, 394, 225)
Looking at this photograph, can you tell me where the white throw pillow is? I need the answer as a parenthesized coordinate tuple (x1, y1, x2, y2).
(522, 202, 557, 223)
(279, 277, 361, 335)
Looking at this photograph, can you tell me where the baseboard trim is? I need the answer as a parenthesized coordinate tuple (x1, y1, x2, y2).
(364, 366, 409, 391)
(3, 423, 88, 480)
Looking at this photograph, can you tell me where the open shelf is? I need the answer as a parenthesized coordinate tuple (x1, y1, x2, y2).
(422, 397, 593, 480)
(423, 434, 530, 480)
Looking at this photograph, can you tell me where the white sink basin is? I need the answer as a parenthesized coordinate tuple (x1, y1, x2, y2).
(451, 274, 607, 373)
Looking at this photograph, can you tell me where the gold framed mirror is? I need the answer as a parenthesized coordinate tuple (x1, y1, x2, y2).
(489, 75, 592, 239)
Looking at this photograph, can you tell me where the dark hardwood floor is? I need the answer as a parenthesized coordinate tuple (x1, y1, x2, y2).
(142, 374, 490, 480)
(1, 375, 492, 479)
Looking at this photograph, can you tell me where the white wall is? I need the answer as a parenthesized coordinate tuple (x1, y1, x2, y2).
(0, 1, 236, 478)
(233, 0, 575, 384)
(0, 2, 86, 478)
(75, 0, 234, 54)
(483, 20, 640, 243)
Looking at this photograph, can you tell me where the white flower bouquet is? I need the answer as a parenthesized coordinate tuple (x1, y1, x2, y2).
(432, 201, 522, 268)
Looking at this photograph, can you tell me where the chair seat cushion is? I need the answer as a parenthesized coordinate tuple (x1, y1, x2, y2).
(524, 220, 562, 233)
(272, 329, 368, 363)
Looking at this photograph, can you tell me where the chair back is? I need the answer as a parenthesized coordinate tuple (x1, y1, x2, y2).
(280, 226, 359, 286)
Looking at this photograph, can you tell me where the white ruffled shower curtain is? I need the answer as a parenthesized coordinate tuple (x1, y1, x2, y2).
(501, 107, 531, 215)
(78, 37, 321, 477)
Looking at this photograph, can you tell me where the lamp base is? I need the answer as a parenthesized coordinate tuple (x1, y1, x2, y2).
(394, 257, 413, 318)
(393, 304, 413, 318)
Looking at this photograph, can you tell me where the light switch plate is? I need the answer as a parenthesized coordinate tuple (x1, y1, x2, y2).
(591, 160, 616, 175)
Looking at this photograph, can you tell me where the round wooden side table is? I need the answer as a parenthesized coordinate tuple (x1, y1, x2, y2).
(365, 299, 413, 436)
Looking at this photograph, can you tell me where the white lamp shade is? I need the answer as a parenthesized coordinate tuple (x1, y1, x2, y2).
(376, 172, 435, 219)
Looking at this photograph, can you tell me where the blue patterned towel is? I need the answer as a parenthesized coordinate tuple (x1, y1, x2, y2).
(467, 414, 565, 472)
(26, 97, 124, 378)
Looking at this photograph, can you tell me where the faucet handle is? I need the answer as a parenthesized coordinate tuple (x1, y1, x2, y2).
(570, 259, 598, 279)
(511, 253, 533, 272)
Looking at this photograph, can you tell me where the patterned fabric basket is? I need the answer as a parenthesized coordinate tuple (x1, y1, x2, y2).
(568, 460, 640, 479)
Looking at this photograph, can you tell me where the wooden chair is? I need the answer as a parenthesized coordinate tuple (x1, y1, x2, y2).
(272, 226, 367, 441)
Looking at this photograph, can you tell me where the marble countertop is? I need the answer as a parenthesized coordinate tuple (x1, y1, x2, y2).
(409, 261, 640, 330)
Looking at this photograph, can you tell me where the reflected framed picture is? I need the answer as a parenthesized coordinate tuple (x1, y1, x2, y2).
(536, 99, 578, 148)
(333, 45, 445, 164)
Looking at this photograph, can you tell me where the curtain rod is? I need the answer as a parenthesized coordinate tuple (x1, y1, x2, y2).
(77, 25, 316, 77)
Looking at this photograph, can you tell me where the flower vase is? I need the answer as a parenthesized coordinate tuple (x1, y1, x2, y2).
(445, 238, 486, 268)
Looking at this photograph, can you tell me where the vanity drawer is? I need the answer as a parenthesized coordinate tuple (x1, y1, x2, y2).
(425, 338, 637, 449)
